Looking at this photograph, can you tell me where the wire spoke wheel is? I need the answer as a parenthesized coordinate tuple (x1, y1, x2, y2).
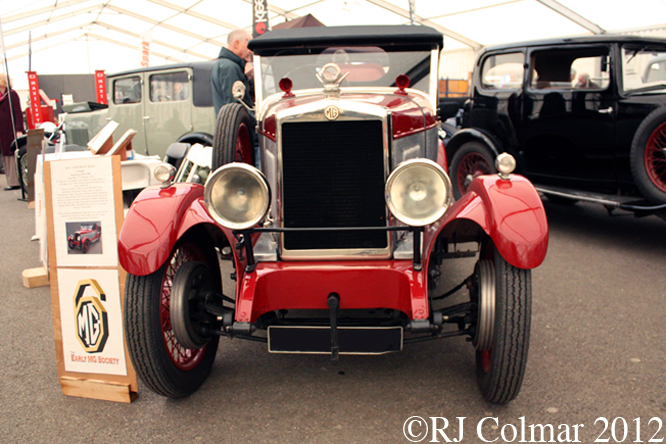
(631, 107, 666, 204)
(125, 240, 220, 398)
(170, 261, 215, 351)
(645, 121, 666, 194)
(458, 153, 492, 194)
(235, 122, 253, 164)
(160, 246, 209, 371)
(450, 141, 496, 199)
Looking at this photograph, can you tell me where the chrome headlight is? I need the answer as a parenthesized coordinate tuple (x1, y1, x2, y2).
(495, 153, 516, 179)
(385, 159, 452, 227)
(204, 163, 270, 230)
(154, 163, 177, 187)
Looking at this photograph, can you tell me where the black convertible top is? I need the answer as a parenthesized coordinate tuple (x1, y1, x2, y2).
(249, 25, 443, 56)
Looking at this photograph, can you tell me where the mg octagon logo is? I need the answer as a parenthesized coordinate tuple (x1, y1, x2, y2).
(324, 105, 339, 120)
(73, 279, 109, 353)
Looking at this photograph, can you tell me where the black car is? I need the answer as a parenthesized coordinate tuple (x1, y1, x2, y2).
(444, 35, 666, 215)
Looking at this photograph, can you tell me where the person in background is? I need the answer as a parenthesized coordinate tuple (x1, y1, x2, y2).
(0, 73, 24, 191)
(172, 81, 186, 101)
(211, 28, 253, 116)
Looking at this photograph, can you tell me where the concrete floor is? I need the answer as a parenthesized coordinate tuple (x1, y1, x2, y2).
(1, 185, 665, 444)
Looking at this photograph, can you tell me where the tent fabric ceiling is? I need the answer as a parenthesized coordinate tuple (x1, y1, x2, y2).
(1, 0, 666, 89)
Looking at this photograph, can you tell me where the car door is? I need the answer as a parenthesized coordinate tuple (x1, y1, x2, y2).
(143, 69, 193, 158)
(110, 75, 147, 154)
(521, 45, 615, 189)
(469, 50, 526, 157)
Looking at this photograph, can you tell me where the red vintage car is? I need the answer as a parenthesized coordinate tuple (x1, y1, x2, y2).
(118, 25, 548, 403)
(68, 223, 101, 253)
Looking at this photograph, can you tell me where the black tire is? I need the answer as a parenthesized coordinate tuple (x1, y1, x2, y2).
(82, 240, 90, 254)
(630, 106, 666, 204)
(124, 241, 220, 398)
(450, 141, 496, 199)
(68, 239, 76, 250)
(212, 103, 254, 170)
(472, 244, 531, 404)
(15, 142, 28, 196)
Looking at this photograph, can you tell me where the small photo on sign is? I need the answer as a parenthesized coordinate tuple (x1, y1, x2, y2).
(65, 221, 102, 255)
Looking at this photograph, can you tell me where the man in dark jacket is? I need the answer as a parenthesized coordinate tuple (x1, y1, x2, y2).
(211, 29, 253, 115)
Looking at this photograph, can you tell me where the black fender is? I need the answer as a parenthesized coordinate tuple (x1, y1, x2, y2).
(177, 132, 214, 147)
(445, 128, 503, 167)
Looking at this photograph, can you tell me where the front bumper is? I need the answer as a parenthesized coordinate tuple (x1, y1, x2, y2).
(235, 259, 427, 324)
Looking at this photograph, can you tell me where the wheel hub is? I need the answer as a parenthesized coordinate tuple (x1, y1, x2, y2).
(170, 261, 214, 350)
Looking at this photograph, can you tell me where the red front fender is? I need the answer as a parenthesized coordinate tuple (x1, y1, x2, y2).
(118, 183, 227, 275)
(428, 174, 548, 269)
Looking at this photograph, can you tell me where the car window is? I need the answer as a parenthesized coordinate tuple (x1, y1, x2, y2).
(149, 71, 190, 102)
(481, 52, 524, 90)
(258, 47, 432, 97)
(530, 48, 609, 90)
(622, 45, 666, 92)
(570, 56, 610, 90)
(113, 76, 142, 104)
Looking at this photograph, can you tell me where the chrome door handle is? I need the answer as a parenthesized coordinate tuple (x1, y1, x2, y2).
(598, 107, 613, 114)
(143, 116, 151, 120)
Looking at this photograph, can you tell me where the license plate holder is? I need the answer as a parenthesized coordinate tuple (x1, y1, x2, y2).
(268, 326, 403, 355)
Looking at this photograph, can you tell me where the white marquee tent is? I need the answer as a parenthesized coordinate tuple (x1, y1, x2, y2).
(2, 0, 666, 90)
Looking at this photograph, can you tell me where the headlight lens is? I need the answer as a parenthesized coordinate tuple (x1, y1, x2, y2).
(154, 163, 176, 185)
(385, 159, 452, 227)
(495, 153, 516, 179)
(204, 163, 270, 230)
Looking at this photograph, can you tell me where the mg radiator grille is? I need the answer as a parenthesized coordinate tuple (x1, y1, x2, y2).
(281, 120, 387, 251)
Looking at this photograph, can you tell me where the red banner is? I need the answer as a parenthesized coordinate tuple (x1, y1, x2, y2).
(95, 70, 107, 104)
(27, 71, 43, 126)
(140, 40, 150, 67)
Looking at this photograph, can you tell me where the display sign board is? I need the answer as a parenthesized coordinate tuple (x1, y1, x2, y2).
(45, 155, 137, 402)
(25, 128, 44, 203)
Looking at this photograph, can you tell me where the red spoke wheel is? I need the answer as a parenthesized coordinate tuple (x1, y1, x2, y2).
(124, 240, 220, 398)
(235, 122, 253, 164)
(213, 102, 255, 170)
(472, 243, 531, 404)
(450, 141, 496, 199)
(631, 107, 666, 204)
(645, 121, 666, 194)
(159, 246, 209, 371)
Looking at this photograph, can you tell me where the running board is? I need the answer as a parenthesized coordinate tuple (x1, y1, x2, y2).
(536, 186, 666, 212)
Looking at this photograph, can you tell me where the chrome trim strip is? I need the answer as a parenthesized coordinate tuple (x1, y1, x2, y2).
(430, 48, 439, 110)
(257, 86, 436, 122)
(253, 54, 264, 108)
